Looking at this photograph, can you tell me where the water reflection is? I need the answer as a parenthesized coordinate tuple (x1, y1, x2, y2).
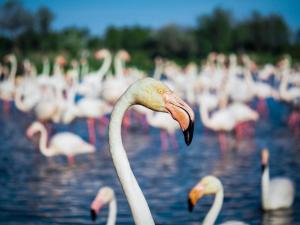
(0, 102, 299, 224)
(262, 209, 294, 225)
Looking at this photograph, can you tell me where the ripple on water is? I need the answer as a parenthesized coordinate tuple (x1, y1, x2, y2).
(0, 102, 299, 225)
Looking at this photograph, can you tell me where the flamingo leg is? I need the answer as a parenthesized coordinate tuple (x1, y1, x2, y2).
(98, 116, 106, 136)
(41, 121, 52, 138)
(123, 111, 131, 132)
(141, 115, 149, 132)
(256, 97, 269, 119)
(235, 123, 244, 140)
(3, 100, 11, 113)
(170, 132, 178, 150)
(67, 155, 75, 165)
(218, 132, 228, 153)
(87, 118, 96, 144)
(98, 116, 109, 136)
(160, 130, 168, 151)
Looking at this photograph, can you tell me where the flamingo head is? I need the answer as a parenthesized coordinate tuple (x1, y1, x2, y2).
(95, 49, 109, 60)
(71, 60, 78, 68)
(261, 148, 269, 171)
(90, 187, 115, 221)
(26, 121, 43, 138)
(56, 56, 67, 66)
(80, 58, 87, 65)
(130, 78, 194, 145)
(188, 176, 222, 212)
(4, 54, 16, 63)
(154, 56, 163, 65)
(118, 50, 131, 62)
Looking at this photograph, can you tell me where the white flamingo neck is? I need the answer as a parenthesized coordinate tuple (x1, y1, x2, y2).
(203, 187, 224, 225)
(97, 52, 112, 80)
(108, 91, 155, 225)
(107, 198, 117, 225)
(145, 110, 156, 125)
(81, 62, 89, 77)
(42, 60, 50, 76)
(261, 166, 270, 209)
(36, 125, 53, 157)
(279, 69, 290, 98)
(15, 89, 29, 112)
(153, 64, 163, 80)
(53, 63, 63, 75)
(199, 104, 213, 128)
(244, 68, 254, 94)
(9, 56, 17, 81)
(114, 56, 125, 78)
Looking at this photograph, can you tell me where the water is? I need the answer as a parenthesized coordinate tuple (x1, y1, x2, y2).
(0, 99, 299, 225)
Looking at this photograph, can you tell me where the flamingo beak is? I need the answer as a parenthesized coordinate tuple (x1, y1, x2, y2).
(261, 149, 269, 172)
(90, 208, 98, 222)
(164, 92, 194, 145)
(90, 198, 103, 221)
(26, 128, 33, 138)
(188, 184, 204, 212)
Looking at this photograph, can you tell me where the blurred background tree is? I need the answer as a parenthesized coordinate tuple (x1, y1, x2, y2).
(195, 8, 233, 55)
(0, 0, 299, 70)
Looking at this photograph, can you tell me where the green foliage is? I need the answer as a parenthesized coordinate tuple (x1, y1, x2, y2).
(0, 0, 299, 68)
(36, 6, 54, 34)
(0, 0, 34, 37)
(153, 24, 197, 58)
(196, 8, 233, 53)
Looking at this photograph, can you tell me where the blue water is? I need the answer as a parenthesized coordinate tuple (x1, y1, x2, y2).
(0, 100, 299, 225)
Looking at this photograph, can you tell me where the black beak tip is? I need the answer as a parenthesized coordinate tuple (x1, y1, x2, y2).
(183, 121, 194, 146)
(188, 198, 194, 212)
(90, 209, 97, 221)
(261, 164, 266, 172)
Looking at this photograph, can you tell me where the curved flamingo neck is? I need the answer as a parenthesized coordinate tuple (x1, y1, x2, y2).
(81, 62, 89, 78)
(279, 69, 290, 99)
(108, 90, 155, 225)
(261, 166, 270, 209)
(36, 125, 53, 157)
(107, 197, 117, 225)
(42, 59, 50, 76)
(97, 52, 112, 81)
(15, 89, 27, 112)
(244, 68, 254, 95)
(199, 103, 213, 128)
(203, 186, 224, 225)
(53, 62, 63, 75)
(153, 64, 163, 80)
(114, 56, 125, 79)
(9, 56, 17, 81)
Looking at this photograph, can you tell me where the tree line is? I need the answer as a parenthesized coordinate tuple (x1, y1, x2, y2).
(0, 0, 300, 70)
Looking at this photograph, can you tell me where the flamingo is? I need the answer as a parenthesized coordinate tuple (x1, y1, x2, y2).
(101, 50, 131, 105)
(36, 58, 51, 86)
(261, 149, 295, 210)
(188, 175, 249, 225)
(108, 78, 194, 225)
(227, 102, 259, 138)
(199, 97, 236, 132)
(145, 108, 180, 150)
(33, 85, 62, 123)
(26, 121, 95, 164)
(76, 97, 112, 143)
(77, 49, 112, 98)
(0, 54, 17, 112)
(14, 84, 41, 112)
(279, 69, 300, 103)
(90, 187, 117, 225)
(61, 86, 112, 143)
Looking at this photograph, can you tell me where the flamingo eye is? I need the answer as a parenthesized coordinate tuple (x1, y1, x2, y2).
(157, 89, 163, 94)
